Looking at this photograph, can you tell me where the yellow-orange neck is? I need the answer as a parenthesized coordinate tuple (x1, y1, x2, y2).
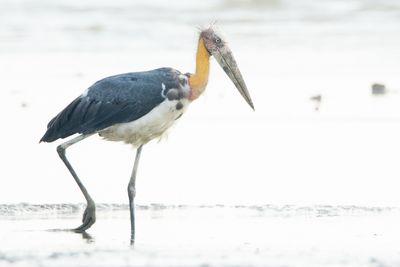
(189, 38, 210, 100)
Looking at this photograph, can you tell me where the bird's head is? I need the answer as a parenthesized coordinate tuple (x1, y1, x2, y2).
(200, 27, 254, 110)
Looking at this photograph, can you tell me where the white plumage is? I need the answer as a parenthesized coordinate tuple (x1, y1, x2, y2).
(99, 98, 189, 146)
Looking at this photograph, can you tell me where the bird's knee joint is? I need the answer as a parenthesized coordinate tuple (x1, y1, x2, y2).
(56, 145, 65, 155)
(127, 184, 136, 198)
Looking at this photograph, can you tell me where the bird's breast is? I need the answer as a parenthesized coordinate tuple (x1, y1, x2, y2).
(98, 98, 190, 146)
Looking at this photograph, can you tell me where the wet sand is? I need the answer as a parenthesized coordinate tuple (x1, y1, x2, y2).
(1, 204, 400, 267)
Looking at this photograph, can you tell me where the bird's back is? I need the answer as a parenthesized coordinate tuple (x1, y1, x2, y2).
(40, 68, 185, 143)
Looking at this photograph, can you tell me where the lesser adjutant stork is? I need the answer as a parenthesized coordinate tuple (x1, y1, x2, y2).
(40, 27, 254, 243)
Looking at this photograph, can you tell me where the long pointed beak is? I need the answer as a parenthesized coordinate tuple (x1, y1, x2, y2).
(212, 46, 254, 110)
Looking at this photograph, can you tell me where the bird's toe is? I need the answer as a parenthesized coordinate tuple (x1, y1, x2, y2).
(73, 205, 96, 232)
(74, 217, 95, 233)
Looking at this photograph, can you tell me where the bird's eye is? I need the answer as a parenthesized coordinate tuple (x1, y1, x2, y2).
(215, 38, 221, 44)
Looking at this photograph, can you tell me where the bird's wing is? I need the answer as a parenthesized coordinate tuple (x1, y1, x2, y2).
(40, 68, 181, 142)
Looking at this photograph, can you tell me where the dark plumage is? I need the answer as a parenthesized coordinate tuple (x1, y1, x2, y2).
(40, 68, 181, 142)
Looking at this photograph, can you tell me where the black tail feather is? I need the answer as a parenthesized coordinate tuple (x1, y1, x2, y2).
(40, 97, 86, 143)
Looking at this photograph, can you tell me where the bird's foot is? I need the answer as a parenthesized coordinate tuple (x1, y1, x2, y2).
(74, 202, 96, 233)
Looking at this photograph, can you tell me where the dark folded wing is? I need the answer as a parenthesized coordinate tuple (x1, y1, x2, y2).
(40, 68, 180, 142)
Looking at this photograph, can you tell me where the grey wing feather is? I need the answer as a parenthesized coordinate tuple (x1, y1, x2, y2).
(40, 68, 181, 142)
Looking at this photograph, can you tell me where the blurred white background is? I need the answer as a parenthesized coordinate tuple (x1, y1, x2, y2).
(1, 0, 400, 206)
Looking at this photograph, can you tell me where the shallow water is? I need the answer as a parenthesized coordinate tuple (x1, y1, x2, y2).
(1, 204, 400, 267)
(1, 0, 400, 206)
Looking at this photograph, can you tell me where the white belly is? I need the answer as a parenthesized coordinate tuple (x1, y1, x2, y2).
(99, 99, 189, 146)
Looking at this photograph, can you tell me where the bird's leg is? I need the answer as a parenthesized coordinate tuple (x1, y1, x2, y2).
(56, 133, 96, 233)
(127, 145, 143, 245)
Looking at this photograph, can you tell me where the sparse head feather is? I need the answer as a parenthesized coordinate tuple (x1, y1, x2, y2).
(197, 22, 217, 33)
(199, 26, 226, 55)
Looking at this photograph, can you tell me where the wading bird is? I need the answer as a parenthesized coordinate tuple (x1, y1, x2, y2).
(40, 27, 254, 243)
